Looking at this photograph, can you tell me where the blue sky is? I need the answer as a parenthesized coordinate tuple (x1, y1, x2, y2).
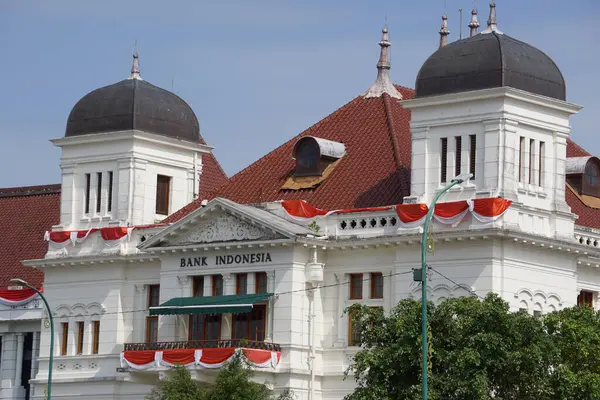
(0, 0, 598, 187)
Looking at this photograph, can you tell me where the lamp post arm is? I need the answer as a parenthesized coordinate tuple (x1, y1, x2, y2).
(21, 284, 53, 400)
(420, 178, 461, 400)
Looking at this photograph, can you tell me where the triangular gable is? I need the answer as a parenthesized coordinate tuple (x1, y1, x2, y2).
(140, 198, 311, 249)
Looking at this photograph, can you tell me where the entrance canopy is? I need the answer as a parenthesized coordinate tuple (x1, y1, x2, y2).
(149, 293, 273, 316)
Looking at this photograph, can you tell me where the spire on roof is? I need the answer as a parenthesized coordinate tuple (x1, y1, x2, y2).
(439, 14, 450, 48)
(363, 25, 402, 100)
(128, 50, 142, 80)
(481, 1, 503, 34)
(468, 5, 480, 37)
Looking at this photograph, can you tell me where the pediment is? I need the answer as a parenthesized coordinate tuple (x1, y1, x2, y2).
(165, 213, 284, 246)
(140, 198, 310, 250)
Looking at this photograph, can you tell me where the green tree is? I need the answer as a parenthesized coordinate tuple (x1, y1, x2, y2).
(146, 364, 204, 400)
(146, 352, 296, 400)
(344, 293, 591, 400)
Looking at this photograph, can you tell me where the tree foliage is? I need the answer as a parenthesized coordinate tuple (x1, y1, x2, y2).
(344, 293, 600, 400)
(146, 352, 296, 400)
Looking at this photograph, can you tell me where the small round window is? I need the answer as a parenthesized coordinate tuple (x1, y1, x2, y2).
(585, 162, 599, 186)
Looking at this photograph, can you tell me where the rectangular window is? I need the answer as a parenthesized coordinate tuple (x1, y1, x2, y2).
(455, 136, 462, 176)
(519, 137, 525, 182)
(577, 290, 594, 308)
(370, 273, 384, 299)
(349, 274, 363, 299)
(193, 276, 204, 297)
(61, 322, 68, 356)
(212, 275, 223, 296)
(529, 139, 535, 184)
(441, 138, 448, 183)
(469, 134, 476, 179)
(96, 172, 102, 213)
(539, 141, 545, 187)
(92, 321, 100, 354)
(148, 285, 160, 307)
(107, 171, 114, 212)
(232, 304, 267, 342)
(76, 321, 84, 355)
(348, 312, 361, 346)
(146, 285, 160, 343)
(145, 317, 159, 343)
(236, 273, 247, 295)
(84, 173, 91, 214)
(155, 175, 171, 215)
(189, 314, 222, 342)
(255, 272, 268, 294)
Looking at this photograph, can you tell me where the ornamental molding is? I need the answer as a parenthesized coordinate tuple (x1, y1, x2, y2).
(169, 214, 282, 246)
(53, 302, 106, 317)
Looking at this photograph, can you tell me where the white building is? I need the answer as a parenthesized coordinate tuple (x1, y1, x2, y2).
(3, 3, 600, 399)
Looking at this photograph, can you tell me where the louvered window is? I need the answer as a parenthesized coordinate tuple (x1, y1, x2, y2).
(440, 138, 448, 183)
(469, 135, 476, 179)
(84, 174, 91, 214)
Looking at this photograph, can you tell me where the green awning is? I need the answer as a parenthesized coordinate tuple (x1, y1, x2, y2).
(149, 293, 274, 316)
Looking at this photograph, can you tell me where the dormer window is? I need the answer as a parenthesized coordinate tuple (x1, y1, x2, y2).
(292, 136, 346, 177)
(282, 136, 346, 190)
(566, 156, 600, 198)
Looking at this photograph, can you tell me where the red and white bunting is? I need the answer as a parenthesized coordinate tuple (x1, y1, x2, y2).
(395, 198, 512, 228)
(282, 198, 511, 228)
(120, 348, 281, 370)
(281, 200, 393, 226)
(44, 224, 164, 248)
(0, 287, 41, 307)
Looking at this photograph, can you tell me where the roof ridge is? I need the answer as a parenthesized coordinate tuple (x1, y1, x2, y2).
(0, 184, 61, 198)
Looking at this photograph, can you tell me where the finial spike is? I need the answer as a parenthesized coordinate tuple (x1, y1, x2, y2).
(363, 25, 402, 99)
(439, 14, 450, 48)
(128, 42, 142, 80)
(481, 1, 503, 34)
(468, 4, 480, 37)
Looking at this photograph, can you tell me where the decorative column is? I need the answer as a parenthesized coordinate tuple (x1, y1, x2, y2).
(247, 272, 256, 294)
(221, 274, 234, 340)
(14, 333, 24, 388)
(31, 331, 41, 380)
(265, 271, 276, 342)
(203, 275, 212, 297)
(334, 274, 348, 347)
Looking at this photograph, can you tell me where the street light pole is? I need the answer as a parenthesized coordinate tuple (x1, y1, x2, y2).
(11, 278, 53, 400)
(418, 173, 472, 400)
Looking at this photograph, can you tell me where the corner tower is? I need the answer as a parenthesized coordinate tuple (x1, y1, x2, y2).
(52, 53, 214, 230)
(402, 1, 582, 240)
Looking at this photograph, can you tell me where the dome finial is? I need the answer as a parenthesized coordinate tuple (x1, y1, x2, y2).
(439, 14, 450, 48)
(363, 24, 402, 99)
(482, 1, 503, 34)
(128, 42, 142, 80)
(469, 2, 480, 37)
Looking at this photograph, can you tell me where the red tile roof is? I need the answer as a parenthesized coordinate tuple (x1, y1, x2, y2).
(0, 185, 61, 289)
(164, 86, 415, 223)
(565, 138, 600, 229)
(198, 153, 228, 201)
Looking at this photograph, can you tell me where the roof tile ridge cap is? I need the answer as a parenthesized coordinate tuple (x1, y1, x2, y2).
(393, 84, 416, 94)
(217, 94, 366, 187)
(131, 78, 137, 130)
(382, 93, 403, 170)
(204, 153, 228, 181)
(494, 32, 506, 87)
(568, 139, 592, 157)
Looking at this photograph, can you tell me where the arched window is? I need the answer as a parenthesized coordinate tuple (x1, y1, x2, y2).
(585, 162, 599, 187)
(295, 139, 321, 176)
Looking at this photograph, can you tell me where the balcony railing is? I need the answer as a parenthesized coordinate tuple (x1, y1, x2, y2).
(124, 339, 281, 352)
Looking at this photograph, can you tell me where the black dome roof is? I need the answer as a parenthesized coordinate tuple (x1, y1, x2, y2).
(66, 78, 201, 143)
(415, 31, 566, 101)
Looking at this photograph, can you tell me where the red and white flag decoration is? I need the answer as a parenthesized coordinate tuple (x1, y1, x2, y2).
(44, 225, 164, 249)
(0, 287, 41, 307)
(120, 348, 281, 370)
(395, 198, 512, 228)
(282, 198, 511, 229)
(281, 200, 392, 226)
